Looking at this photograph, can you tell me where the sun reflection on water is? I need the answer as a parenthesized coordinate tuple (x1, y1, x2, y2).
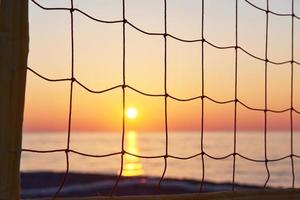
(122, 131, 144, 177)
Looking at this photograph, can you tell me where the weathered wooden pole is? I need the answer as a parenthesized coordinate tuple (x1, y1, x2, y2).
(0, 0, 29, 199)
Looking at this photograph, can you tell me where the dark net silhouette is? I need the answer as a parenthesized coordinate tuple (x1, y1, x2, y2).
(23, 0, 300, 198)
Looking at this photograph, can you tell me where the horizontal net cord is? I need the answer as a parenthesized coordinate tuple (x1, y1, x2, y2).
(30, 0, 300, 66)
(244, 0, 300, 19)
(27, 66, 300, 115)
(21, 148, 300, 162)
(31, 0, 300, 21)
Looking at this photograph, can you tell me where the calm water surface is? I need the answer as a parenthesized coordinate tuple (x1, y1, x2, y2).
(21, 132, 300, 188)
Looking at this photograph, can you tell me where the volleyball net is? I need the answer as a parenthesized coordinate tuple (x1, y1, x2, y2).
(24, 0, 300, 198)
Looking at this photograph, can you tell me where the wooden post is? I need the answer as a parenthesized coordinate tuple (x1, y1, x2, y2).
(0, 0, 28, 199)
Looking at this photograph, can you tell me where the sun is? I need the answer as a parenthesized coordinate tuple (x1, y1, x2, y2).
(126, 107, 138, 119)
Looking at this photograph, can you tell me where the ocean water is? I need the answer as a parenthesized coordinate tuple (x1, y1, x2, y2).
(21, 131, 300, 188)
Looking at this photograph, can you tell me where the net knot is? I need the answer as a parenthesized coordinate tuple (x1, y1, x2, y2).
(71, 77, 76, 82)
(70, 8, 75, 13)
(163, 33, 168, 38)
(264, 109, 268, 113)
(123, 19, 127, 23)
(122, 84, 127, 89)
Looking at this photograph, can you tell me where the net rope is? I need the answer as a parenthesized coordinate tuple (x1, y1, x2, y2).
(23, 0, 300, 198)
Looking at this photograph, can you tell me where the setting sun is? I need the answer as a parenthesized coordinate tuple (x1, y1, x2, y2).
(126, 107, 138, 119)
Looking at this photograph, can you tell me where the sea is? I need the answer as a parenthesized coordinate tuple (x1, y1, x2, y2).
(21, 131, 300, 188)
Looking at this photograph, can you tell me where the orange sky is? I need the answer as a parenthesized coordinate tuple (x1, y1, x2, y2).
(23, 0, 300, 133)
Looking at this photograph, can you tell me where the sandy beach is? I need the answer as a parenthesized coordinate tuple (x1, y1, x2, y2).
(21, 172, 262, 198)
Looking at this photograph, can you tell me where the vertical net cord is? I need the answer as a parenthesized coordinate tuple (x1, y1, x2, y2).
(111, 0, 126, 195)
(158, 0, 168, 189)
(290, 0, 295, 189)
(53, 0, 75, 198)
(200, 0, 205, 192)
(263, 0, 270, 188)
(232, 0, 238, 191)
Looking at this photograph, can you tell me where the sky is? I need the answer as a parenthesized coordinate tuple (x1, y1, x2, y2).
(24, 0, 300, 133)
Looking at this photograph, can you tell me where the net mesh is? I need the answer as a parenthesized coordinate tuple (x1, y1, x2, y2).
(24, 0, 300, 198)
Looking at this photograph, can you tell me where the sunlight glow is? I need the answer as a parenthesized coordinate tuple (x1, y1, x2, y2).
(123, 131, 144, 177)
(126, 107, 138, 119)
